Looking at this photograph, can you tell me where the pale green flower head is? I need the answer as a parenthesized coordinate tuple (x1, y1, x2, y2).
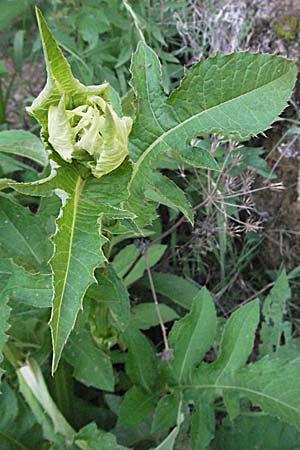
(48, 92, 132, 178)
(28, 8, 132, 178)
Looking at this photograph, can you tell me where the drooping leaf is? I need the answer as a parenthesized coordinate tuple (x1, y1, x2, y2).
(17, 359, 75, 444)
(125, 42, 297, 226)
(168, 287, 216, 383)
(123, 324, 157, 392)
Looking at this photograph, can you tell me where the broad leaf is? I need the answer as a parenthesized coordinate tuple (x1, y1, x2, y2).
(190, 399, 215, 450)
(125, 42, 297, 226)
(192, 358, 300, 428)
(169, 287, 216, 383)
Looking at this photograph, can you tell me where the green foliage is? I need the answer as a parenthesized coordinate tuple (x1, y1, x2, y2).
(0, 7, 300, 450)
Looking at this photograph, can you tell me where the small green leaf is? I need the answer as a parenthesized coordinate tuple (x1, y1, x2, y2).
(118, 386, 158, 428)
(123, 244, 167, 286)
(151, 391, 181, 433)
(75, 422, 120, 450)
(169, 287, 216, 383)
(123, 325, 157, 392)
(0, 195, 53, 270)
(0, 130, 48, 166)
(141, 272, 200, 310)
(260, 270, 291, 357)
(131, 303, 178, 330)
(63, 317, 114, 392)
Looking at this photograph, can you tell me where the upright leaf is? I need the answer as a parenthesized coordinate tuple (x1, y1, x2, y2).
(126, 42, 297, 226)
(260, 270, 291, 357)
(169, 287, 216, 383)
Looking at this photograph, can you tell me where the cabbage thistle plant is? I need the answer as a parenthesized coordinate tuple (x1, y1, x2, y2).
(1, 6, 300, 450)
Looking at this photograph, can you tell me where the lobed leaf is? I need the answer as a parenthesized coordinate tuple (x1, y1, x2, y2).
(125, 42, 297, 226)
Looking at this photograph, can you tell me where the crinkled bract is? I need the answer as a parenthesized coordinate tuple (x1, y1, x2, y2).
(48, 92, 132, 178)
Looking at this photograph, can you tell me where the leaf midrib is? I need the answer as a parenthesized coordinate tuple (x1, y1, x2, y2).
(129, 67, 293, 184)
(51, 175, 85, 368)
(182, 383, 300, 415)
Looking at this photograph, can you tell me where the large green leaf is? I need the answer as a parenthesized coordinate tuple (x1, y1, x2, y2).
(191, 357, 300, 428)
(168, 287, 216, 384)
(125, 42, 297, 226)
(75, 422, 123, 450)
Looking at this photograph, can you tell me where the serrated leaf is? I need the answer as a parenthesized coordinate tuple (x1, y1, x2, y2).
(0, 130, 48, 166)
(192, 358, 300, 428)
(63, 317, 114, 392)
(125, 42, 297, 226)
(123, 325, 157, 392)
(3, 260, 52, 307)
(260, 270, 291, 357)
(131, 303, 178, 330)
(10, 158, 133, 372)
(169, 287, 216, 384)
